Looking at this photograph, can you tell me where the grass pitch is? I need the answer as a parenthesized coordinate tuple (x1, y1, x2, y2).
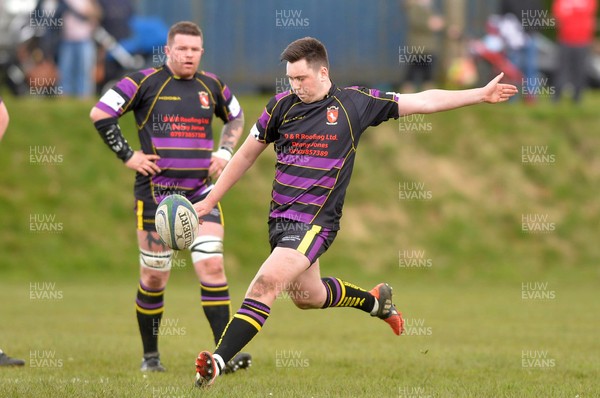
(1, 275, 598, 398)
(1, 92, 599, 397)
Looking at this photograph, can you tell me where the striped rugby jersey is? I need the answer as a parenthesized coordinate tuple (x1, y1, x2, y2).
(251, 84, 399, 230)
(95, 65, 242, 204)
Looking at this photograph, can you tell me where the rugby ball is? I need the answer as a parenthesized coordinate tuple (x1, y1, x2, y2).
(155, 194, 199, 250)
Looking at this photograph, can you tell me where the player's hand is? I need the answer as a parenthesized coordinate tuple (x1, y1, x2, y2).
(209, 155, 228, 179)
(125, 151, 161, 176)
(193, 200, 212, 224)
(482, 72, 519, 103)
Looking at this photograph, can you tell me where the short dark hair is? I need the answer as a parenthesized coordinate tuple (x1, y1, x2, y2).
(167, 21, 203, 45)
(280, 37, 329, 70)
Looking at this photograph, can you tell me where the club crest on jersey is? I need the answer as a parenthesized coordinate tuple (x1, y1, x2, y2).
(198, 91, 210, 109)
(326, 106, 339, 125)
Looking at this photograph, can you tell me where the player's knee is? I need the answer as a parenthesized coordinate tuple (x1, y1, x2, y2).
(248, 274, 278, 301)
(195, 255, 225, 278)
(142, 273, 167, 290)
(190, 235, 223, 263)
(140, 248, 173, 272)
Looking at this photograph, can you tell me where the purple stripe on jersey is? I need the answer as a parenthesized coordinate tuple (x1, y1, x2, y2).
(277, 153, 344, 170)
(238, 308, 267, 325)
(307, 229, 329, 263)
(257, 110, 270, 129)
(370, 88, 381, 97)
(275, 170, 336, 190)
(156, 157, 210, 169)
(95, 101, 120, 117)
(275, 90, 292, 101)
(203, 71, 219, 81)
(222, 85, 231, 101)
(152, 137, 213, 150)
(115, 78, 138, 100)
(201, 296, 231, 301)
(136, 299, 164, 309)
(272, 191, 327, 207)
(269, 208, 314, 224)
(140, 67, 156, 77)
(152, 176, 203, 190)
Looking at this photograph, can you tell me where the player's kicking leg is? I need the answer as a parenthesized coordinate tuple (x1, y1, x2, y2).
(195, 247, 309, 387)
(190, 219, 251, 375)
(194, 248, 404, 387)
(287, 260, 404, 335)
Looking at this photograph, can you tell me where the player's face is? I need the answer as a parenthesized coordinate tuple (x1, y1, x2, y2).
(165, 34, 204, 79)
(286, 59, 329, 103)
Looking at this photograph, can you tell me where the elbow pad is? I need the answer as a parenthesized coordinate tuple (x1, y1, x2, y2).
(93, 117, 134, 162)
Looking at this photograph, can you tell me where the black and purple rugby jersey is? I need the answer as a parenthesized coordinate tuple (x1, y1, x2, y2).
(94, 65, 242, 204)
(251, 84, 399, 230)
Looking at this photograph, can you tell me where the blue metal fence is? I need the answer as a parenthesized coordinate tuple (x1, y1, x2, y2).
(135, 0, 500, 92)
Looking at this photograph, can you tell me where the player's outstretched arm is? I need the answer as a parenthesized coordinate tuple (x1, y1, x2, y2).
(195, 134, 268, 219)
(397, 72, 518, 116)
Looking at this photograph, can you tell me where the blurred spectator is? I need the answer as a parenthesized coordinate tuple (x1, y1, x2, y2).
(96, 0, 134, 90)
(552, 0, 598, 103)
(33, 0, 62, 63)
(441, 0, 474, 87)
(402, 0, 445, 92)
(470, 15, 523, 84)
(97, 0, 133, 41)
(57, 0, 102, 98)
(500, 0, 543, 102)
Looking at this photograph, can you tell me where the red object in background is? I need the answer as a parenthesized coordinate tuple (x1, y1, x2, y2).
(470, 40, 523, 83)
(553, 0, 598, 45)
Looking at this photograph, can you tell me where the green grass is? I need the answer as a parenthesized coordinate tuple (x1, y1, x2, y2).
(1, 93, 599, 282)
(1, 92, 599, 396)
(1, 276, 598, 397)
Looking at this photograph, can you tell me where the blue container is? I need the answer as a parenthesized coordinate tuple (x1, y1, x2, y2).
(136, 0, 499, 92)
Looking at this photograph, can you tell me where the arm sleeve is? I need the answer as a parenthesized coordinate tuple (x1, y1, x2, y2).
(347, 87, 400, 130)
(93, 69, 153, 118)
(93, 117, 134, 162)
(251, 93, 289, 144)
(205, 73, 243, 124)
